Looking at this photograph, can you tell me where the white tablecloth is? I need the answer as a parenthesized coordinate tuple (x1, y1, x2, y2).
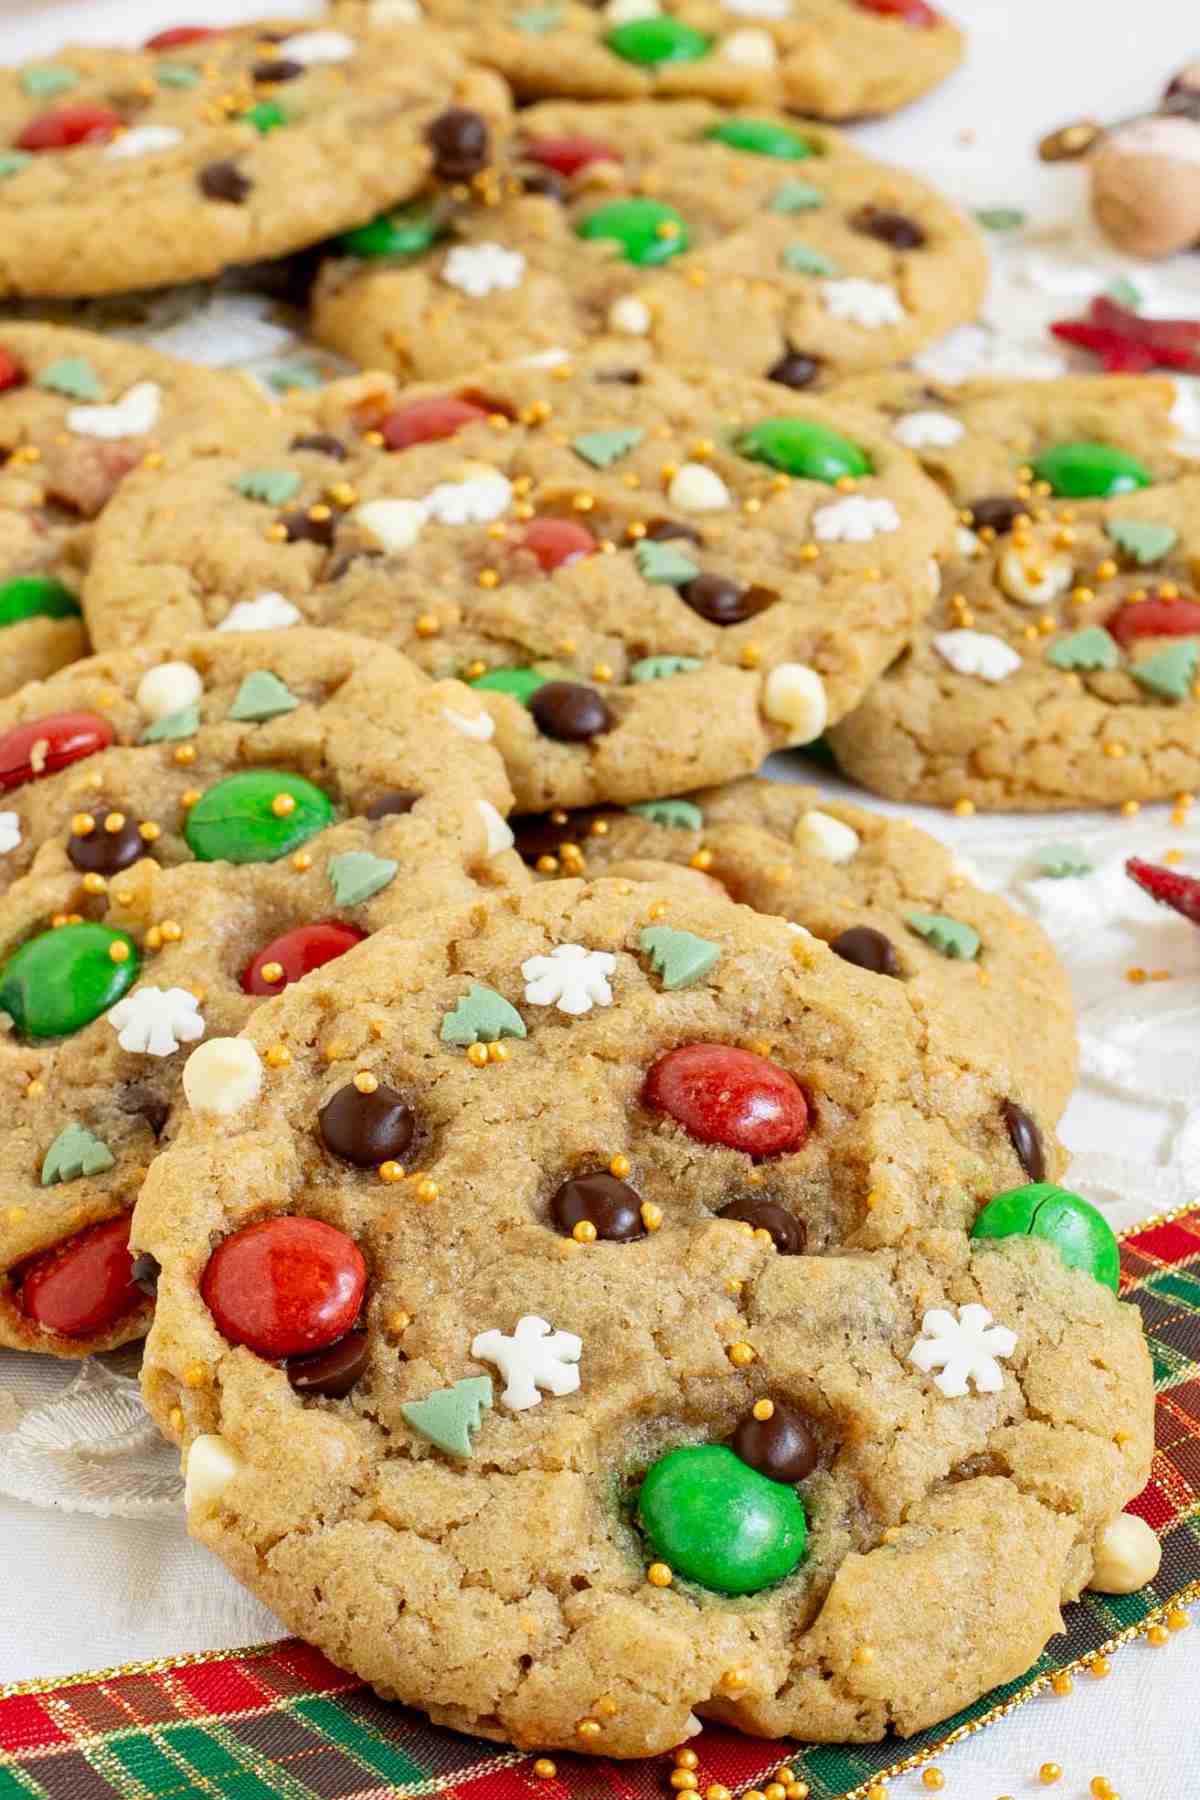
(2, 1, 1200, 1794)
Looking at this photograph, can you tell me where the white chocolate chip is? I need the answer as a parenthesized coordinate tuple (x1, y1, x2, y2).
(184, 1434, 244, 1512)
(821, 278, 907, 330)
(719, 27, 778, 67)
(762, 663, 827, 743)
(723, 0, 790, 14)
(105, 125, 183, 160)
(0, 811, 20, 855)
(68, 380, 162, 440)
(354, 498, 426, 553)
(892, 410, 965, 449)
(136, 661, 202, 722)
(277, 28, 356, 63)
(933, 628, 1022, 683)
(183, 1038, 263, 1116)
(443, 706, 495, 741)
(219, 592, 300, 632)
(928, 557, 942, 595)
(605, 0, 660, 18)
(1089, 1511, 1162, 1594)
(997, 546, 1073, 606)
(477, 799, 514, 858)
(607, 295, 652, 336)
(956, 525, 983, 558)
(794, 809, 859, 863)
(667, 461, 731, 513)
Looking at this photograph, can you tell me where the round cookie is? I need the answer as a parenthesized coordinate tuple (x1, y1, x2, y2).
(822, 372, 1200, 809)
(340, 0, 963, 122)
(0, 322, 268, 697)
(0, 16, 509, 297)
(134, 880, 1149, 1754)
(311, 99, 987, 385)
(0, 628, 524, 1358)
(82, 353, 955, 811)
(511, 777, 1076, 1126)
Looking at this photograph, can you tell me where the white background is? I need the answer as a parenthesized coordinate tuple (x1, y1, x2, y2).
(2, 3, 1200, 1797)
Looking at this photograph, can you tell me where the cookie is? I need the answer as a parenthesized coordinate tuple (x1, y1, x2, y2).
(342, 0, 963, 122)
(0, 16, 508, 297)
(822, 373, 1200, 809)
(133, 879, 1148, 1754)
(82, 353, 954, 811)
(0, 627, 523, 1358)
(311, 99, 987, 386)
(0, 323, 270, 700)
(512, 777, 1076, 1125)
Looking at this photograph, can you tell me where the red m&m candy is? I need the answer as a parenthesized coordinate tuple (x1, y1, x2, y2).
(19, 1215, 142, 1339)
(1107, 597, 1200, 648)
(201, 1216, 367, 1359)
(522, 518, 597, 572)
(644, 1044, 809, 1156)
(144, 25, 221, 48)
(856, 0, 940, 23)
(242, 921, 366, 996)
(17, 105, 123, 152)
(379, 396, 489, 451)
(0, 711, 114, 792)
(523, 136, 620, 178)
(0, 348, 25, 393)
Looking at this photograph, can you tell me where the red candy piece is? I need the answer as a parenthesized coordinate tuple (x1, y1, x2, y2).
(523, 518, 597, 572)
(855, 0, 941, 26)
(379, 396, 489, 451)
(144, 24, 221, 48)
(0, 348, 25, 393)
(242, 920, 367, 996)
(17, 105, 123, 153)
(0, 711, 114, 792)
(1127, 857, 1200, 927)
(201, 1216, 367, 1360)
(524, 136, 620, 177)
(1052, 298, 1200, 375)
(1107, 597, 1200, 648)
(19, 1216, 141, 1340)
(644, 1044, 809, 1157)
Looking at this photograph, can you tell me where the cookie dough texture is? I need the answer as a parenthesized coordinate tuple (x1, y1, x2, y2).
(0, 323, 266, 697)
(136, 881, 1149, 1755)
(521, 778, 1076, 1123)
(0, 628, 523, 1357)
(344, 0, 963, 121)
(83, 354, 954, 811)
(825, 373, 1200, 808)
(0, 17, 509, 296)
(311, 100, 987, 385)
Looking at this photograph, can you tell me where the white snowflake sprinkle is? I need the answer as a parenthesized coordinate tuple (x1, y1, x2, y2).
(105, 125, 183, 160)
(219, 592, 301, 632)
(443, 706, 495, 741)
(908, 1303, 1017, 1398)
(0, 811, 21, 855)
(821, 278, 907, 330)
(423, 468, 512, 526)
(522, 943, 616, 1015)
(892, 410, 964, 450)
(441, 243, 527, 300)
(277, 29, 356, 64)
(933, 629, 1022, 683)
(68, 381, 162, 440)
(812, 495, 900, 542)
(107, 986, 205, 1058)
(471, 1315, 582, 1410)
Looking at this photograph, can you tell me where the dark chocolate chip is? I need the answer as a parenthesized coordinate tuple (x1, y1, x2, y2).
(594, 368, 644, 385)
(521, 166, 567, 201)
(198, 159, 251, 204)
(728, 1399, 820, 1483)
(366, 789, 421, 820)
(67, 813, 145, 876)
(850, 203, 926, 249)
(427, 107, 491, 182)
(551, 1170, 645, 1241)
(644, 517, 702, 544)
(967, 494, 1026, 536)
(767, 347, 822, 390)
(289, 433, 348, 460)
(718, 1196, 805, 1255)
(681, 573, 776, 626)
(252, 58, 304, 82)
(119, 1084, 169, 1139)
(280, 506, 337, 547)
(130, 1252, 160, 1299)
(319, 1081, 415, 1166)
(286, 1329, 369, 1397)
(830, 925, 901, 977)
(1002, 1098, 1046, 1183)
(529, 681, 614, 743)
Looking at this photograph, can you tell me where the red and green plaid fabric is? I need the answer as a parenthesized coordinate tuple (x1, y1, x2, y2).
(3, 1208, 1199, 1800)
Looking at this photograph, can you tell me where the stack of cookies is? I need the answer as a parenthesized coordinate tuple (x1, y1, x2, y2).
(0, 3, 1168, 1761)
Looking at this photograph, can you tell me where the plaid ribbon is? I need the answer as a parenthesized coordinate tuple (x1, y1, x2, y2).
(3, 1208, 1199, 1800)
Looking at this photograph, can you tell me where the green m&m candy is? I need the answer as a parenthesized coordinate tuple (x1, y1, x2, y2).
(184, 771, 334, 864)
(738, 416, 873, 483)
(971, 1183, 1120, 1292)
(0, 574, 80, 627)
(0, 923, 138, 1039)
(576, 198, 690, 267)
(604, 16, 711, 65)
(336, 200, 442, 259)
(638, 1444, 807, 1595)
(1031, 443, 1153, 500)
(470, 667, 548, 704)
(706, 118, 815, 160)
